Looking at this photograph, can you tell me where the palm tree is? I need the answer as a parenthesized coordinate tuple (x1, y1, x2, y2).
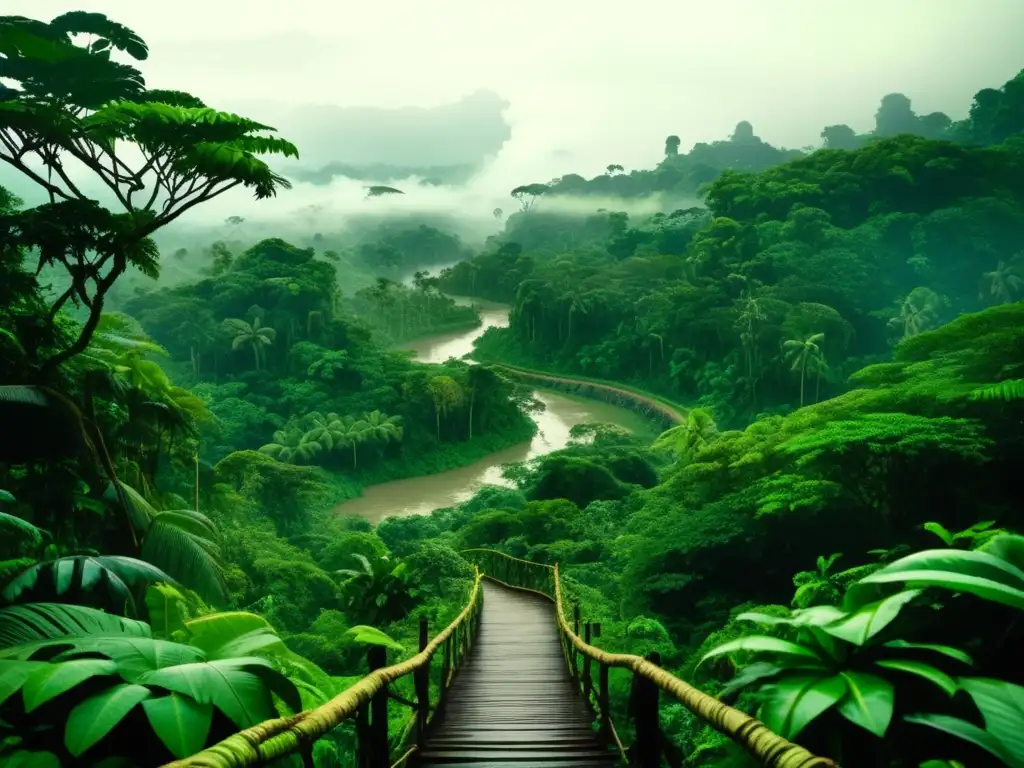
(113, 482, 229, 605)
(782, 332, 825, 407)
(223, 316, 276, 370)
(258, 428, 321, 464)
(337, 415, 371, 468)
(427, 376, 463, 441)
(563, 289, 593, 343)
(336, 554, 416, 624)
(361, 411, 403, 447)
(888, 287, 941, 340)
(979, 260, 1024, 305)
(809, 352, 829, 404)
(302, 411, 347, 451)
(652, 408, 718, 462)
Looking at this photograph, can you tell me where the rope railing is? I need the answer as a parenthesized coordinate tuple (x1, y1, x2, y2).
(162, 549, 837, 768)
(460, 549, 838, 768)
(161, 569, 486, 768)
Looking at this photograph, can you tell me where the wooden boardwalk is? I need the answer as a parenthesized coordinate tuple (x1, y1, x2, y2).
(418, 581, 619, 768)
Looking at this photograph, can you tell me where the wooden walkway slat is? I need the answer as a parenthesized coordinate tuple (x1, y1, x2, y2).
(418, 582, 618, 767)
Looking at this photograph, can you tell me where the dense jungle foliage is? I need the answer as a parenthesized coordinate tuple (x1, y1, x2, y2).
(1, 10, 1023, 768)
(442, 68, 1024, 427)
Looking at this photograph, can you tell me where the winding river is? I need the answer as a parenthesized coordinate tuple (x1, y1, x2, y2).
(333, 298, 657, 524)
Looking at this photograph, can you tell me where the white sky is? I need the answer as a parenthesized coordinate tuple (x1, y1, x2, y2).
(4, 1, 1024, 228)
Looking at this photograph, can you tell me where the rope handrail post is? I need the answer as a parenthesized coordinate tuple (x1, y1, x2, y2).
(549, 563, 838, 768)
(630, 650, 662, 768)
(582, 622, 593, 705)
(367, 645, 389, 768)
(414, 616, 429, 747)
(572, 602, 582, 681)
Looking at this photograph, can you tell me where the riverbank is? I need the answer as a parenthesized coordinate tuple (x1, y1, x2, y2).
(319, 417, 538, 509)
(331, 388, 655, 523)
(388, 315, 483, 346)
(331, 297, 683, 523)
(488, 362, 687, 428)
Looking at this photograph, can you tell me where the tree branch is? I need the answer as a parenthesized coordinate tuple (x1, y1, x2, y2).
(145, 179, 243, 235)
(0, 151, 75, 202)
(39, 252, 125, 379)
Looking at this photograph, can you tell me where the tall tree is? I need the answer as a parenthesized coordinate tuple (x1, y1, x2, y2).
(427, 375, 463, 441)
(783, 332, 825, 407)
(224, 317, 276, 370)
(980, 260, 1024, 304)
(0, 12, 297, 377)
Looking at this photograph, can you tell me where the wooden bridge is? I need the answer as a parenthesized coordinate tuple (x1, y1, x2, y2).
(165, 551, 836, 768)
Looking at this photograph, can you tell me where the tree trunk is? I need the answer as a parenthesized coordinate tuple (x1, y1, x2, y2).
(352, 442, 358, 468)
(253, 343, 260, 371)
(436, 408, 441, 441)
(799, 358, 806, 407)
(468, 391, 475, 440)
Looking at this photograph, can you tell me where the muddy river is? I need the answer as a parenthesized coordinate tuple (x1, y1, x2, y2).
(333, 297, 654, 524)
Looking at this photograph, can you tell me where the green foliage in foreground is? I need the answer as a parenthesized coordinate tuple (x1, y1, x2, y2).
(1, 8, 1023, 768)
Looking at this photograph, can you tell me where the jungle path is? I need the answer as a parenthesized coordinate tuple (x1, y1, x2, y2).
(417, 580, 618, 768)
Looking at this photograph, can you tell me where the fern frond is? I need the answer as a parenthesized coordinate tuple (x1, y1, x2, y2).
(969, 379, 1024, 402)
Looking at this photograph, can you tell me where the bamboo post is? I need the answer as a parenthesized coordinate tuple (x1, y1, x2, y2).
(583, 623, 593, 703)
(632, 651, 662, 768)
(367, 646, 389, 768)
(414, 616, 429, 746)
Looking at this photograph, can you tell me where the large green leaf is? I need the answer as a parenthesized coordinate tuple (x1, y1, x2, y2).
(959, 677, 1024, 765)
(344, 625, 405, 652)
(65, 683, 152, 756)
(144, 583, 188, 639)
(0, 659, 48, 706)
(980, 533, 1024, 571)
(836, 671, 894, 736)
(184, 612, 276, 656)
(759, 674, 847, 739)
(1, 751, 61, 768)
(140, 511, 229, 606)
(1, 556, 173, 614)
(906, 713, 1020, 768)
(0, 512, 44, 547)
(882, 639, 974, 666)
(22, 658, 118, 712)
(738, 605, 846, 628)
(720, 662, 787, 697)
(142, 693, 214, 759)
(858, 569, 1024, 611)
(823, 589, 922, 646)
(52, 637, 205, 681)
(848, 548, 1024, 610)
(698, 635, 825, 668)
(0, 604, 150, 650)
(875, 659, 957, 697)
(137, 657, 292, 728)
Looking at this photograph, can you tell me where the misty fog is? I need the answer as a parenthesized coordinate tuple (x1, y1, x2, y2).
(4, 0, 1023, 238)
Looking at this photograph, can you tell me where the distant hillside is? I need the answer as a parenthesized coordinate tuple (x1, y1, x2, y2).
(516, 72, 1024, 207)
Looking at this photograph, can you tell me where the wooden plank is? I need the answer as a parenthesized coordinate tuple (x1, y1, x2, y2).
(418, 582, 617, 768)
